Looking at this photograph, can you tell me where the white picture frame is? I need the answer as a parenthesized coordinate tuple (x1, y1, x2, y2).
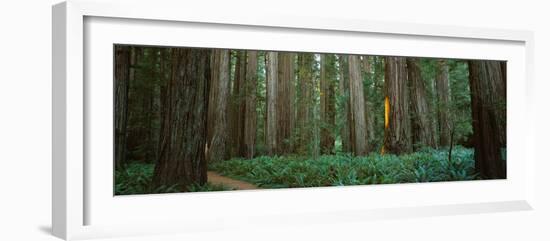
(52, 0, 535, 240)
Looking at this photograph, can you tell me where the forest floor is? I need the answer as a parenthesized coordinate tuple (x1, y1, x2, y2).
(207, 171, 259, 190)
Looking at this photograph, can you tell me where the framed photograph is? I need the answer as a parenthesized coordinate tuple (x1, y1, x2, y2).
(52, 0, 535, 240)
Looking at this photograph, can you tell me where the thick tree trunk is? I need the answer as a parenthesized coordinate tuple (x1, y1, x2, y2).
(407, 58, 437, 149)
(209, 50, 231, 162)
(296, 53, 314, 154)
(153, 48, 210, 189)
(338, 55, 351, 153)
(435, 59, 452, 147)
(230, 51, 247, 157)
(348, 55, 368, 156)
(383, 57, 412, 155)
(361, 56, 376, 148)
(468, 60, 507, 179)
(114, 45, 131, 169)
(277, 52, 294, 154)
(207, 49, 221, 148)
(243, 51, 258, 159)
(266, 52, 278, 156)
(320, 54, 336, 154)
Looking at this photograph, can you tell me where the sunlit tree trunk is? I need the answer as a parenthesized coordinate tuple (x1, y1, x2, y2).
(348, 55, 368, 156)
(338, 55, 351, 153)
(209, 50, 231, 162)
(243, 51, 258, 159)
(407, 58, 437, 149)
(468, 60, 507, 179)
(266, 51, 278, 156)
(436, 59, 451, 147)
(153, 48, 210, 189)
(114, 46, 131, 169)
(383, 57, 412, 154)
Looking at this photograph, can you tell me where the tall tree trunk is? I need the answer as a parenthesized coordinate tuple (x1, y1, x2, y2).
(436, 59, 451, 147)
(468, 60, 507, 179)
(361, 56, 376, 148)
(114, 46, 131, 169)
(207, 50, 221, 149)
(320, 54, 336, 154)
(230, 51, 247, 157)
(289, 53, 296, 149)
(277, 52, 294, 154)
(296, 54, 314, 154)
(383, 57, 412, 155)
(153, 48, 210, 189)
(338, 55, 351, 153)
(266, 51, 278, 156)
(157, 48, 170, 160)
(209, 50, 231, 162)
(348, 55, 368, 156)
(243, 51, 258, 159)
(407, 58, 437, 149)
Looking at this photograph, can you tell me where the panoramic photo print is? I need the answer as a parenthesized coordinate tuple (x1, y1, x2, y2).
(114, 45, 506, 195)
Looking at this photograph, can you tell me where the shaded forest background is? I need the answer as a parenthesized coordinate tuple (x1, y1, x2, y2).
(114, 45, 506, 194)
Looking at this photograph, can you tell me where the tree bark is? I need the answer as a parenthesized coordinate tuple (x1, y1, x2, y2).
(338, 55, 351, 153)
(348, 55, 368, 156)
(361, 56, 376, 148)
(383, 57, 412, 155)
(320, 54, 336, 154)
(468, 60, 507, 179)
(153, 48, 210, 189)
(208, 50, 231, 162)
(114, 45, 131, 169)
(296, 53, 314, 154)
(230, 51, 247, 157)
(266, 51, 278, 156)
(207, 49, 221, 148)
(243, 51, 258, 159)
(407, 58, 437, 149)
(435, 59, 452, 147)
(277, 52, 294, 154)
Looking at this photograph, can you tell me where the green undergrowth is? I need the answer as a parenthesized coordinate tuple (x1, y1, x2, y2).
(210, 146, 479, 189)
(115, 163, 233, 195)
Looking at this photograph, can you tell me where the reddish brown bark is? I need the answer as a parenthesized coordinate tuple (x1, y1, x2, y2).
(383, 56, 412, 155)
(153, 48, 210, 189)
(468, 60, 507, 179)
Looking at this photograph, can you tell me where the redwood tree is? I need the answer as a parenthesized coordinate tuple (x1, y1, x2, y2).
(153, 48, 210, 189)
(337, 55, 351, 153)
(320, 54, 336, 154)
(243, 51, 258, 158)
(277, 52, 295, 154)
(266, 51, 278, 156)
(407, 58, 437, 149)
(296, 53, 314, 154)
(348, 55, 368, 156)
(114, 45, 131, 169)
(383, 56, 412, 154)
(435, 59, 452, 147)
(468, 60, 507, 179)
(209, 49, 231, 162)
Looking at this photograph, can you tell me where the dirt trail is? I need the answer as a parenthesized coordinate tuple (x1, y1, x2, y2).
(207, 171, 259, 190)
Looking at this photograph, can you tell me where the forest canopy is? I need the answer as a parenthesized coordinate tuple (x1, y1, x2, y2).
(114, 45, 506, 195)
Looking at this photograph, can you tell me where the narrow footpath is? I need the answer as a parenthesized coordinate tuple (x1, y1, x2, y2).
(207, 171, 259, 190)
